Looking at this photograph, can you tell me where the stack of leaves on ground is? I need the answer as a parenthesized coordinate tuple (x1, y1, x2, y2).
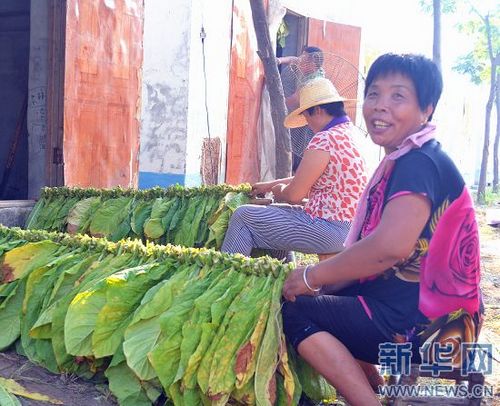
(26, 184, 252, 249)
(0, 226, 336, 406)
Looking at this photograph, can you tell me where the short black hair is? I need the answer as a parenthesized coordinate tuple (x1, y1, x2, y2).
(303, 46, 322, 54)
(364, 53, 443, 121)
(302, 46, 324, 68)
(306, 101, 346, 117)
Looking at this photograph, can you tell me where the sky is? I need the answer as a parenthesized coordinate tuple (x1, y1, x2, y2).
(282, 0, 491, 184)
(283, 0, 475, 67)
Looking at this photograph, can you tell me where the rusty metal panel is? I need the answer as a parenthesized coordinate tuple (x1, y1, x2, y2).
(308, 19, 361, 71)
(308, 19, 361, 120)
(62, 0, 143, 188)
(225, 0, 264, 185)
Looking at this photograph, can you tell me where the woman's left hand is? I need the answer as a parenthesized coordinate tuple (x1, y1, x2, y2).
(283, 266, 317, 301)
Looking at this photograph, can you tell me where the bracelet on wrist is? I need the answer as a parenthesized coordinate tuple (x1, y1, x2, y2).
(303, 265, 321, 293)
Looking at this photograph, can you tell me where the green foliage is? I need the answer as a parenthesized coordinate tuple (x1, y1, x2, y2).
(484, 187, 500, 205)
(27, 185, 252, 249)
(0, 225, 301, 406)
(453, 2, 500, 85)
(419, 0, 457, 14)
(66, 197, 102, 234)
(277, 20, 290, 48)
(454, 53, 486, 84)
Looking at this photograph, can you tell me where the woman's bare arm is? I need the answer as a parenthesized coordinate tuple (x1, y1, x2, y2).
(251, 177, 293, 197)
(273, 149, 330, 204)
(283, 193, 431, 300)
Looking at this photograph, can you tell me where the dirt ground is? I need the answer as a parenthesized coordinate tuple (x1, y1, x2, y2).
(0, 207, 499, 405)
(0, 350, 116, 405)
(477, 206, 500, 405)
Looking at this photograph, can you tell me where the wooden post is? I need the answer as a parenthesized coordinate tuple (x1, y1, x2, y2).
(249, 0, 291, 178)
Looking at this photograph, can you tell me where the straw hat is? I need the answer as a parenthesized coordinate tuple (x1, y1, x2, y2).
(284, 77, 351, 128)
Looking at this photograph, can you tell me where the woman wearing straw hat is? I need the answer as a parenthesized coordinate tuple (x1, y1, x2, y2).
(221, 77, 367, 260)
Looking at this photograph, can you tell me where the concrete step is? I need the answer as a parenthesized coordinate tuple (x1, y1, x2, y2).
(0, 200, 36, 227)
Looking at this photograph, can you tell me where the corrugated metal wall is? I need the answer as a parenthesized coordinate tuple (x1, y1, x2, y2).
(62, 0, 143, 188)
(308, 18, 362, 121)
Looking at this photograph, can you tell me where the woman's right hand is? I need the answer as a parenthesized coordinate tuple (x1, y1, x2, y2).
(251, 181, 272, 197)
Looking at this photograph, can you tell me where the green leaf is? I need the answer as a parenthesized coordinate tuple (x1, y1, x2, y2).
(30, 254, 100, 340)
(123, 265, 194, 380)
(89, 197, 133, 241)
(174, 196, 205, 247)
(51, 254, 135, 373)
(91, 262, 172, 358)
(148, 271, 217, 393)
(205, 209, 231, 249)
(64, 285, 107, 356)
(21, 252, 84, 371)
(105, 348, 158, 406)
(25, 197, 48, 230)
(131, 200, 154, 236)
(0, 383, 21, 406)
(0, 281, 24, 350)
(66, 197, 101, 234)
(143, 198, 176, 240)
(254, 276, 284, 406)
(49, 197, 80, 231)
(224, 192, 250, 212)
(0, 241, 59, 283)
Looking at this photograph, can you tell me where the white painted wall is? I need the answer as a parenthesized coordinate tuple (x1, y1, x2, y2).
(185, 0, 233, 186)
(138, 0, 192, 188)
(139, 0, 232, 188)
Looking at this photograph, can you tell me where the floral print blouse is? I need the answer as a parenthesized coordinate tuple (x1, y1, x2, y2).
(304, 122, 367, 223)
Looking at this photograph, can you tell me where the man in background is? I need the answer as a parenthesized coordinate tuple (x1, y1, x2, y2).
(278, 46, 325, 172)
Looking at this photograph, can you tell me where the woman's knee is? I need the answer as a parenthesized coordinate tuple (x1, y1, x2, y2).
(231, 205, 255, 220)
(282, 297, 322, 348)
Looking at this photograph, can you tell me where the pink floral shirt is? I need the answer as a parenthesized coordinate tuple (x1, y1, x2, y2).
(304, 122, 367, 222)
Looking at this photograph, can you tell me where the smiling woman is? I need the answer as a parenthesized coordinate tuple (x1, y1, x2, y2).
(362, 53, 442, 153)
(281, 54, 483, 406)
(363, 74, 432, 151)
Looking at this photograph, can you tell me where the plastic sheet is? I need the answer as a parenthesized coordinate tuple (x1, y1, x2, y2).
(225, 0, 265, 185)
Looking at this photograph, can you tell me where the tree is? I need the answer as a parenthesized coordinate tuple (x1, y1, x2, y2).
(453, 2, 500, 203)
(433, 0, 442, 70)
(249, 0, 292, 179)
(419, 0, 456, 70)
(494, 69, 500, 193)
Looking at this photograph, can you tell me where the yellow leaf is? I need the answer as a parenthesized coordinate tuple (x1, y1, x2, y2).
(0, 377, 63, 404)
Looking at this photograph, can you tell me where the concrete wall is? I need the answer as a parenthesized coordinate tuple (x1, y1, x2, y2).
(27, 0, 49, 198)
(138, 0, 233, 188)
(0, 0, 30, 199)
(0, 200, 35, 227)
(138, 0, 192, 188)
(184, 0, 232, 186)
